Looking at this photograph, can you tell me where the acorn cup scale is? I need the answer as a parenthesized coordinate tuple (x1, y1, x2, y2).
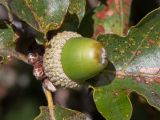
(43, 31, 108, 88)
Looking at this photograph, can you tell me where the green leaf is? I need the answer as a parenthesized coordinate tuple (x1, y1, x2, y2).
(94, 7, 160, 120)
(0, 26, 16, 49)
(68, 0, 86, 23)
(0, 26, 16, 63)
(9, 0, 70, 33)
(93, 0, 132, 37)
(94, 85, 132, 120)
(48, 0, 86, 32)
(34, 105, 89, 120)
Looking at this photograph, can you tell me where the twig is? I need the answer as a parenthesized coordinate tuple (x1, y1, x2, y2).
(0, 48, 28, 63)
(43, 87, 56, 120)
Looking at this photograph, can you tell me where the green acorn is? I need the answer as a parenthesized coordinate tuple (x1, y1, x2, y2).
(43, 31, 108, 88)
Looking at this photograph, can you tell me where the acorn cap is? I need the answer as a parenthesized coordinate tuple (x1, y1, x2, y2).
(43, 31, 108, 88)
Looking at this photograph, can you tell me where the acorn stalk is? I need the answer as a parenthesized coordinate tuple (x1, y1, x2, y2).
(43, 31, 108, 88)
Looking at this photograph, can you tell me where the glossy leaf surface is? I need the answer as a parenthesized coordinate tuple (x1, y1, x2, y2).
(9, 0, 69, 33)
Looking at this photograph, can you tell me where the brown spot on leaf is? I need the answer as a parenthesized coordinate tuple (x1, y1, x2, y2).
(114, 0, 121, 15)
(116, 71, 125, 79)
(94, 25, 105, 37)
(107, 0, 114, 4)
(144, 77, 154, 84)
(112, 89, 119, 96)
(155, 77, 160, 83)
(134, 76, 142, 83)
(131, 50, 142, 56)
(124, 0, 132, 5)
(114, 92, 119, 96)
(123, 0, 132, 16)
(107, 9, 114, 17)
(140, 67, 160, 74)
(116, 69, 160, 84)
(148, 39, 156, 45)
(96, 10, 106, 20)
(133, 76, 154, 84)
(96, 6, 109, 20)
(96, 3, 115, 20)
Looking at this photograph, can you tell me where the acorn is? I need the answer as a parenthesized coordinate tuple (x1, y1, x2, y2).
(43, 31, 108, 88)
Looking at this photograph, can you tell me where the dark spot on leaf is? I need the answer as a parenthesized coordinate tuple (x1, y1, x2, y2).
(131, 50, 142, 56)
(96, 6, 109, 19)
(94, 25, 105, 37)
(116, 71, 125, 79)
(96, 10, 106, 20)
(155, 77, 160, 83)
(114, 0, 121, 15)
(140, 67, 160, 74)
(133, 76, 142, 83)
(107, 0, 114, 5)
(148, 39, 156, 45)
